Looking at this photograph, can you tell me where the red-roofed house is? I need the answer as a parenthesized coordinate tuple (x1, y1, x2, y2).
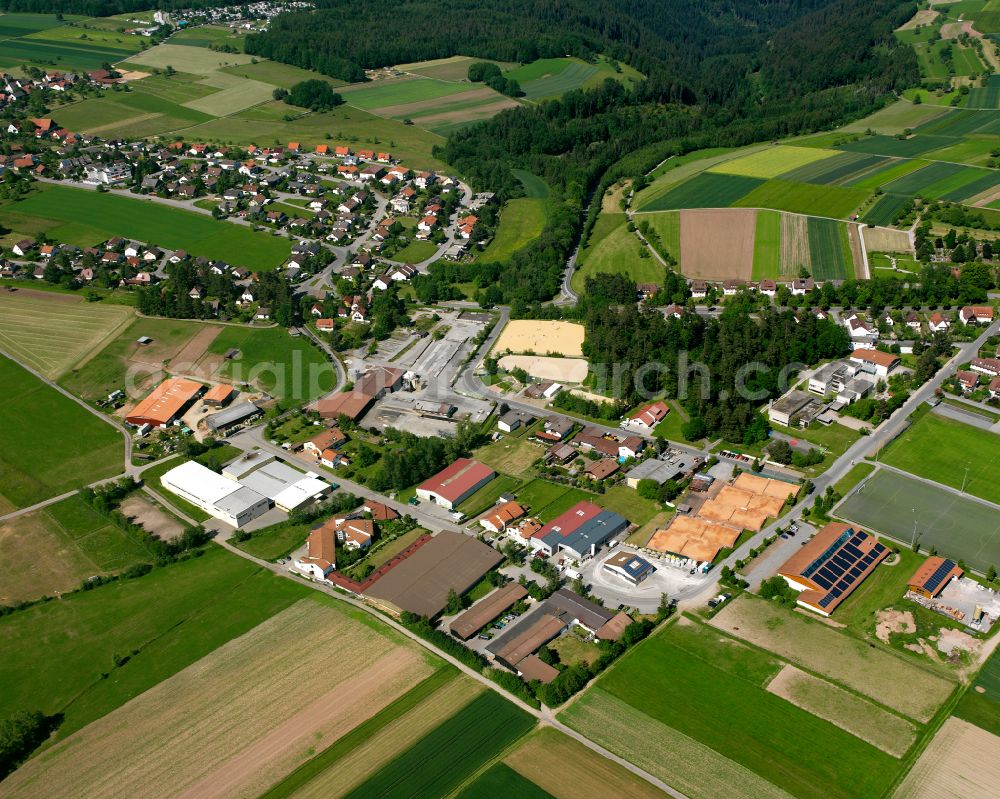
(416, 458, 495, 510)
(623, 401, 669, 433)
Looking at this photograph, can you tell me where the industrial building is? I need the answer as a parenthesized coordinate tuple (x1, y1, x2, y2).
(205, 401, 262, 434)
(449, 582, 528, 640)
(529, 501, 629, 559)
(238, 459, 332, 512)
(161, 460, 269, 528)
(777, 522, 888, 616)
(907, 557, 963, 599)
(126, 377, 204, 427)
(603, 552, 655, 585)
(415, 458, 495, 509)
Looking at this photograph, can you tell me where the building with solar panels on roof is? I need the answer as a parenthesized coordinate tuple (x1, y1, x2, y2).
(776, 522, 889, 617)
(907, 557, 963, 599)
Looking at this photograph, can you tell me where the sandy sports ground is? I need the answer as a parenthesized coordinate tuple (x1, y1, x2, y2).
(0, 599, 434, 799)
(0, 291, 132, 379)
(498, 354, 588, 383)
(894, 717, 1000, 798)
(679, 209, 756, 280)
(492, 320, 585, 357)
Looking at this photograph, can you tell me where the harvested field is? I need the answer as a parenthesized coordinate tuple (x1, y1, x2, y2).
(282, 675, 482, 798)
(119, 494, 185, 541)
(863, 226, 912, 253)
(848, 223, 867, 277)
(562, 689, 795, 799)
(492, 320, 584, 357)
(780, 213, 811, 275)
(766, 665, 918, 757)
(0, 599, 434, 799)
(710, 595, 956, 722)
(498, 355, 588, 383)
(122, 43, 255, 74)
(505, 727, 668, 799)
(893, 717, 1000, 798)
(0, 291, 133, 379)
(170, 324, 222, 373)
(897, 8, 939, 29)
(679, 208, 756, 279)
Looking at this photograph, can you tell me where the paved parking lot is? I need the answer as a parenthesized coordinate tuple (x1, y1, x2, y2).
(582, 546, 709, 613)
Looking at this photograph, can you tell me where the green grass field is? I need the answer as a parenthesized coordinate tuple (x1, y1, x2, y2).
(880, 412, 1000, 505)
(0, 355, 122, 510)
(0, 13, 139, 70)
(569, 620, 898, 799)
(967, 75, 1000, 109)
(836, 468, 1000, 573)
(513, 169, 549, 199)
(208, 327, 336, 402)
(0, 546, 307, 742)
(641, 172, 765, 211)
(710, 146, 840, 179)
(478, 198, 546, 263)
(861, 193, 911, 226)
(8, 186, 290, 270)
(642, 210, 681, 263)
(340, 77, 474, 110)
(752, 209, 781, 279)
(503, 56, 641, 100)
(572, 214, 663, 293)
(807, 217, 853, 280)
(838, 134, 955, 158)
(221, 59, 346, 88)
(456, 763, 553, 799)
(734, 179, 870, 219)
(392, 239, 439, 264)
(955, 648, 1000, 735)
(341, 691, 535, 799)
(514, 478, 590, 522)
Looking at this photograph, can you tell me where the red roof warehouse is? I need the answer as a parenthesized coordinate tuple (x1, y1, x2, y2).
(415, 458, 495, 510)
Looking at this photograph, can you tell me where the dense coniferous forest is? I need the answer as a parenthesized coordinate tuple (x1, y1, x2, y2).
(0, 0, 237, 13)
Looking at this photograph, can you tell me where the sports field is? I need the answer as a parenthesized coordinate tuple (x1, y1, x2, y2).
(563, 618, 898, 799)
(709, 145, 840, 179)
(0, 548, 307, 740)
(492, 319, 585, 357)
(0, 291, 133, 379)
(0, 355, 122, 510)
(880, 412, 1000, 504)
(0, 597, 436, 799)
(8, 186, 290, 270)
(571, 214, 663, 292)
(477, 198, 546, 262)
(0, 494, 158, 604)
(836, 469, 1000, 573)
(710, 596, 956, 722)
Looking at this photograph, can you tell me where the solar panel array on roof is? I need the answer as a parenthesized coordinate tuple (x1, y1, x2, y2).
(817, 541, 887, 608)
(923, 559, 957, 595)
(801, 529, 855, 580)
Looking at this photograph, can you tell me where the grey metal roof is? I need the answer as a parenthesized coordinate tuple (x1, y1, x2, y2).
(205, 401, 260, 431)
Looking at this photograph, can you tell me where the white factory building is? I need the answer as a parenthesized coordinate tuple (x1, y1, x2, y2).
(162, 454, 333, 527)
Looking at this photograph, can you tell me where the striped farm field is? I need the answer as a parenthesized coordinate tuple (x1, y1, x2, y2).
(939, 169, 1000, 201)
(641, 172, 764, 211)
(807, 217, 854, 280)
(455, 764, 553, 799)
(781, 213, 811, 276)
(751, 210, 782, 279)
(733, 179, 870, 219)
(838, 134, 955, 158)
(861, 193, 911, 226)
(914, 108, 1000, 137)
(340, 692, 535, 799)
(0, 291, 132, 379)
(779, 152, 889, 186)
(884, 161, 985, 198)
(846, 158, 928, 190)
(967, 75, 1000, 109)
(0, 598, 439, 799)
(708, 145, 840, 179)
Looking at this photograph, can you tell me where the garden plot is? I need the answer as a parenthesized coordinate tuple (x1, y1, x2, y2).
(0, 598, 434, 799)
(678, 208, 756, 279)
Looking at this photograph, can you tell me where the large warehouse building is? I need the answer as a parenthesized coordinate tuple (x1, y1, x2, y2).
(529, 501, 629, 559)
(161, 460, 269, 528)
(126, 377, 204, 427)
(416, 458, 495, 510)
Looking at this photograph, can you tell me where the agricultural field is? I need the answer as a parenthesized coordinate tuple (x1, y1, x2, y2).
(641, 210, 681, 262)
(59, 316, 213, 402)
(640, 172, 765, 212)
(862, 193, 912, 226)
(710, 595, 957, 722)
(339, 691, 535, 799)
(861, 225, 913, 252)
(0, 597, 437, 799)
(807, 216, 854, 280)
(563, 617, 899, 799)
(894, 717, 1000, 799)
(207, 326, 338, 402)
(0, 355, 122, 511)
(170, 24, 247, 50)
(968, 75, 1000, 109)
(477, 197, 547, 262)
(733, 179, 870, 219)
(0, 12, 142, 71)
(503, 55, 643, 101)
(0, 547, 307, 741)
(678, 208, 756, 280)
(955, 646, 1000, 735)
(0, 290, 133, 379)
(456, 764, 553, 799)
(0, 494, 159, 605)
(708, 145, 841, 179)
(5, 185, 290, 270)
(571, 214, 663, 292)
(836, 468, 1000, 573)
(221, 59, 347, 89)
(837, 98, 949, 134)
(880, 412, 1000, 505)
